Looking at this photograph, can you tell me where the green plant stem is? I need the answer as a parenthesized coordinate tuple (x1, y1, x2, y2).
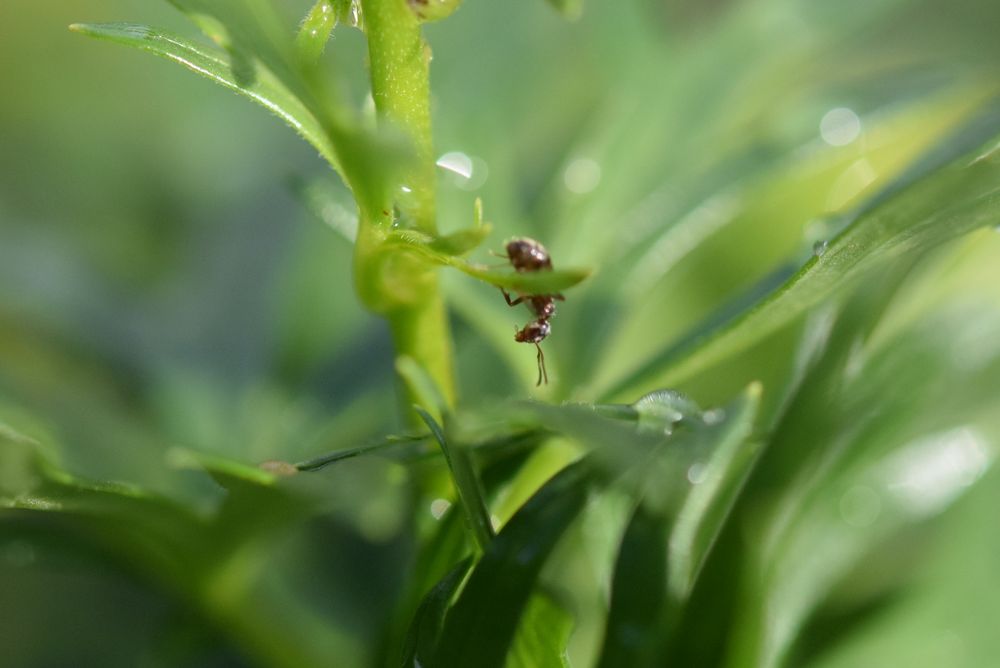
(362, 0, 436, 230)
(358, 0, 456, 412)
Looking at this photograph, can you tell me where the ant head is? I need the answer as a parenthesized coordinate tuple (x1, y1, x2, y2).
(505, 237, 552, 272)
(514, 319, 551, 343)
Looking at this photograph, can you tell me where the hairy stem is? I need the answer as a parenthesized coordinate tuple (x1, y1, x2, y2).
(362, 0, 436, 230)
(358, 0, 456, 412)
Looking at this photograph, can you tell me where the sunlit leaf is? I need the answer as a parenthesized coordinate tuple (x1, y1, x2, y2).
(669, 382, 761, 599)
(69, 23, 340, 171)
(603, 102, 1000, 400)
(385, 229, 591, 294)
(507, 592, 574, 668)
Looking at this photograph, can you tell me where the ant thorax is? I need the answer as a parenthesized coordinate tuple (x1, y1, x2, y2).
(505, 238, 552, 272)
(528, 295, 556, 319)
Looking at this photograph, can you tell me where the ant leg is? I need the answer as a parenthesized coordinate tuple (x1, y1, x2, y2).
(500, 287, 524, 307)
(534, 343, 548, 386)
(552, 293, 566, 301)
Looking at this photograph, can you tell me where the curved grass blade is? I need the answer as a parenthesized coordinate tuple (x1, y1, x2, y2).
(596, 384, 760, 666)
(294, 433, 427, 472)
(381, 504, 469, 667)
(597, 502, 669, 668)
(398, 355, 449, 424)
(400, 557, 473, 668)
(507, 592, 574, 668)
(669, 383, 761, 600)
(601, 101, 1000, 400)
(433, 459, 595, 668)
(69, 23, 341, 171)
(416, 407, 495, 553)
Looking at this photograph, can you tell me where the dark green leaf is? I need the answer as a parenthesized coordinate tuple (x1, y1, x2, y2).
(434, 460, 595, 668)
(401, 558, 473, 668)
(597, 503, 669, 668)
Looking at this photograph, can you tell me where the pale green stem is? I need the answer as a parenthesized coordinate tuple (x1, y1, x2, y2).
(362, 0, 436, 231)
(357, 0, 456, 412)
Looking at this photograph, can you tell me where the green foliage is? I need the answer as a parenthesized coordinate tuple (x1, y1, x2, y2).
(2, 0, 1000, 666)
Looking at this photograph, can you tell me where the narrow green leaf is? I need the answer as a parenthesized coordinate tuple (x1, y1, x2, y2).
(296, 1, 337, 65)
(448, 262, 592, 296)
(401, 558, 473, 667)
(434, 460, 595, 668)
(384, 505, 470, 667)
(429, 224, 494, 257)
(597, 502, 669, 668)
(397, 355, 449, 423)
(416, 407, 495, 553)
(669, 382, 762, 599)
(716, 291, 1000, 667)
(602, 104, 1000, 400)
(294, 433, 427, 472)
(506, 592, 574, 668)
(162, 0, 299, 75)
(385, 229, 592, 294)
(69, 23, 340, 171)
(595, 385, 760, 666)
(166, 447, 279, 486)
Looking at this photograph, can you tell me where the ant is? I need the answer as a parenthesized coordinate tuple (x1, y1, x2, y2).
(497, 238, 565, 386)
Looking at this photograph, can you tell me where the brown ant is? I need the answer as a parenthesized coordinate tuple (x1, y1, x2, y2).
(497, 238, 565, 386)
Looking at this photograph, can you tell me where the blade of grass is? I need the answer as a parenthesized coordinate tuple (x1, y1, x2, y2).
(416, 407, 494, 552)
(400, 557, 474, 667)
(69, 23, 341, 172)
(601, 102, 1000, 400)
(433, 459, 595, 668)
(507, 592, 574, 668)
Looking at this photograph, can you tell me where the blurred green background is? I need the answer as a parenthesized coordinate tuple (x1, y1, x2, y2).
(3, 0, 1000, 666)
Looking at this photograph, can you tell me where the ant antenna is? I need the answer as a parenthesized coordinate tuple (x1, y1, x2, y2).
(535, 343, 548, 386)
(485, 250, 512, 268)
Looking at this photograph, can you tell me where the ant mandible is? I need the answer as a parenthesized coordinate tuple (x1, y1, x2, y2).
(497, 238, 565, 386)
